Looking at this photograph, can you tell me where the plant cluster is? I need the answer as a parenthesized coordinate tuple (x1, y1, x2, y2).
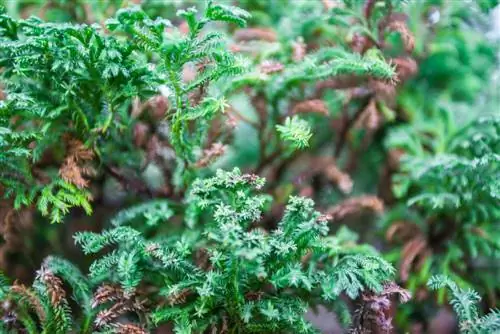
(0, 0, 499, 333)
(0, 169, 400, 333)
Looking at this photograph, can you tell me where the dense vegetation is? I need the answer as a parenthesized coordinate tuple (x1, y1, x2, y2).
(0, 0, 499, 333)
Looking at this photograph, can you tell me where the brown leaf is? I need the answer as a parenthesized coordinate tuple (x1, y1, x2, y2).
(382, 281, 412, 303)
(291, 99, 329, 116)
(148, 95, 169, 120)
(92, 284, 125, 308)
(133, 122, 150, 148)
(315, 76, 366, 95)
(113, 323, 148, 334)
(363, 0, 377, 19)
(323, 161, 353, 194)
(59, 157, 89, 188)
(400, 237, 429, 282)
(37, 267, 66, 306)
(350, 33, 373, 54)
(195, 143, 226, 168)
(352, 282, 410, 334)
(385, 221, 421, 243)
(59, 137, 95, 188)
(259, 60, 284, 74)
(95, 301, 131, 328)
(11, 283, 46, 321)
(234, 28, 277, 42)
(292, 38, 307, 62)
(167, 288, 192, 306)
(356, 98, 381, 130)
(369, 79, 396, 103)
(388, 21, 415, 53)
(327, 195, 384, 221)
(321, 0, 337, 10)
(392, 57, 418, 81)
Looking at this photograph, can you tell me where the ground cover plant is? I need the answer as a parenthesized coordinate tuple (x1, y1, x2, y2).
(0, 0, 499, 333)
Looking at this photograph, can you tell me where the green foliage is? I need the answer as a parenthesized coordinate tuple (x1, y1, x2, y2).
(428, 275, 500, 334)
(110, 199, 175, 228)
(405, 0, 498, 102)
(0, 257, 93, 334)
(217, 0, 400, 176)
(0, 0, 402, 222)
(0, 0, 250, 221)
(266, 47, 396, 102)
(0, 5, 157, 222)
(388, 114, 499, 223)
(0, 0, 499, 333)
(385, 113, 500, 297)
(74, 168, 395, 333)
(373, 2, 500, 324)
(276, 116, 312, 150)
(107, 2, 248, 174)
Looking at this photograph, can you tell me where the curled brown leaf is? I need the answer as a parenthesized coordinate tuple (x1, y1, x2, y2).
(234, 28, 277, 42)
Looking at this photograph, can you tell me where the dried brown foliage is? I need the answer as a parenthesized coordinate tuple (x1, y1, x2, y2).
(37, 267, 66, 306)
(234, 28, 277, 42)
(291, 99, 329, 116)
(351, 282, 411, 334)
(134, 95, 170, 121)
(363, 0, 377, 20)
(385, 221, 419, 243)
(167, 288, 192, 306)
(392, 57, 418, 82)
(92, 284, 126, 308)
(194, 247, 212, 271)
(400, 237, 430, 282)
(321, 0, 340, 10)
(195, 143, 226, 168)
(356, 98, 382, 130)
(10, 283, 47, 322)
(315, 76, 368, 97)
(350, 33, 374, 54)
(323, 161, 354, 194)
(292, 38, 307, 62)
(387, 21, 415, 53)
(95, 301, 133, 328)
(369, 79, 396, 104)
(244, 291, 264, 302)
(134, 122, 150, 148)
(95, 298, 146, 328)
(386, 222, 431, 281)
(294, 156, 353, 195)
(259, 60, 285, 74)
(210, 316, 229, 334)
(59, 136, 95, 188)
(327, 195, 384, 222)
(0, 196, 33, 280)
(92, 284, 146, 330)
(113, 323, 149, 334)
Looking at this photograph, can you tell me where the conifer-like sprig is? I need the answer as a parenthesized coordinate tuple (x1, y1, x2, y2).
(107, 2, 249, 179)
(428, 275, 500, 334)
(276, 116, 313, 150)
(0, 257, 96, 334)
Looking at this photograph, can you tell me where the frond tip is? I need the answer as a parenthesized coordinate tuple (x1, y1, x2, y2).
(276, 116, 313, 150)
(428, 275, 500, 333)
